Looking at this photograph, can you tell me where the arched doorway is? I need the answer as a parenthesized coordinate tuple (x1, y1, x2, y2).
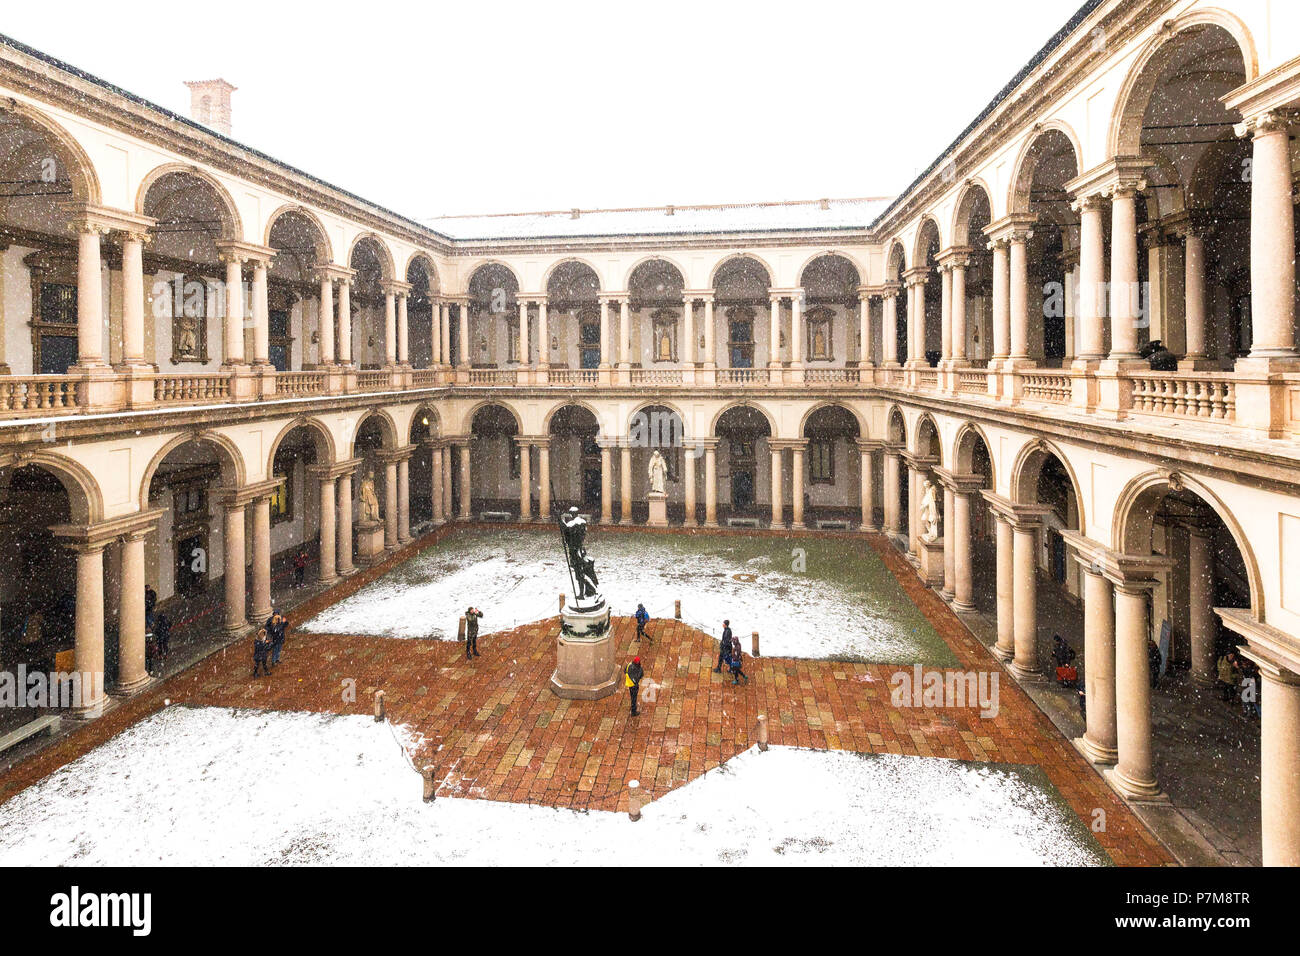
(468, 404, 521, 516)
(548, 405, 602, 512)
(714, 405, 771, 521)
(802, 405, 861, 526)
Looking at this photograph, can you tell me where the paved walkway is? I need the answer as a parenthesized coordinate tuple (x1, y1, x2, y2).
(0, 523, 1170, 866)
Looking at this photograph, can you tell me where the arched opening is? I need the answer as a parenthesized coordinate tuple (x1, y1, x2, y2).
(628, 403, 687, 523)
(954, 427, 996, 615)
(628, 260, 687, 366)
(953, 186, 994, 365)
(915, 221, 942, 367)
(545, 261, 601, 371)
(408, 407, 440, 526)
(802, 404, 861, 525)
(269, 423, 331, 582)
(468, 404, 520, 516)
(405, 259, 437, 370)
(349, 237, 391, 370)
(886, 244, 908, 364)
(548, 404, 602, 511)
(265, 209, 331, 372)
(800, 256, 862, 367)
(885, 406, 908, 542)
(713, 258, 770, 370)
(714, 405, 771, 519)
(910, 416, 942, 558)
(469, 264, 522, 369)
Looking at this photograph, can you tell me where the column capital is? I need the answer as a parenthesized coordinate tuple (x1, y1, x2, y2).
(935, 246, 973, 269)
(314, 263, 356, 284)
(682, 290, 714, 303)
(855, 438, 884, 452)
(1217, 608, 1300, 682)
(983, 215, 1037, 244)
(217, 478, 285, 508)
(598, 292, 630, 304)
(376, 444, 416, 464)
(518, 434, 551, 447)
(900, 451, 939, 471)
(901, 267, 929, 288)
(1161, 208, 1215, 242)
(1064, 156, 1149, 202)
(381, 279, 413, 297)
(932, 467, 985, 494)
(767, 438, 808, 452)
(216, 240, 277, 266)
(1058, 529, 1170, 588)
(50, 509, 165, 548)
(1232, 109, 1298, 139)
(60, 201, 155, 237)
(979, 490, 1051, 529)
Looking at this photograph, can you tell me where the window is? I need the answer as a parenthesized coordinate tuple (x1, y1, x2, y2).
(806, 307, 834, 361)
(651, 309, 677, 362)
(727, 306, 755, 369)
(810, 440, 835, 483)
(268, 305, 292, 372)
(269, 472, 292, 524)
(507, 315, 520, 364)
(579, 309, 601, 369)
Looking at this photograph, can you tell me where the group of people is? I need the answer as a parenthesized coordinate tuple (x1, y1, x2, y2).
(1217, 650, 1261, 719)
(623, 608, 749, 719)
(252, 609, 290, 677)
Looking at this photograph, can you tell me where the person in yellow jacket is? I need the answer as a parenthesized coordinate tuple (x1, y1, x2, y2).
(625, 656, 644, 716)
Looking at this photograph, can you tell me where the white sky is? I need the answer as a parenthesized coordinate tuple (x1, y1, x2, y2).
(4, 0, 1088, 220)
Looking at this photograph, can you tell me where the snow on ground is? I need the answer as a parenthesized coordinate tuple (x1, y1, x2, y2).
(302, 528, 956, 665)
(0, 706, 1106, 866)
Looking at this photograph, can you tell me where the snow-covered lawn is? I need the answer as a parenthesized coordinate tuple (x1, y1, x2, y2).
(0, 706, 1106, 866)
(302, 528, 956, 665)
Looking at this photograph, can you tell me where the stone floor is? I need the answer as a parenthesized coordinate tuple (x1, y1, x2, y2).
(0, 523, 1170, 866)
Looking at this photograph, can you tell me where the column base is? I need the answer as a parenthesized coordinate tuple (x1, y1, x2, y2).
(224, 621, 252, 639)
(1105, 765, 1169, 804)
(337, 563, 358, 578)
(111, 674, 154, 697)
(1075, 735, 1118, 766)
(71, 700, 106, 721)
(951, 600, 977, 614)
(992, 643, 1015, 663)
(250, 604, 273, 624)
(1008, 659, 1045, 682)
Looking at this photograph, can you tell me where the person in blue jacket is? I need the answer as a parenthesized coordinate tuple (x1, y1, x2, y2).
(635, 603, 651, 643)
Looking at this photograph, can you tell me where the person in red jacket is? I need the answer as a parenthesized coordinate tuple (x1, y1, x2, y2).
(626, 656, 644, 716)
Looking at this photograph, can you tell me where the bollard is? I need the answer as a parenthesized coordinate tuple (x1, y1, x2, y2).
(458, 615, 466, 641)
(559, 593, 566, 613)
(627, 779, 642, 822)
(751, 630, 760, 657)
(674, 599, 681, 620)
(756, 714, 769, 752)
(374, 689, 385, 722)
(421, 765, 436, 802)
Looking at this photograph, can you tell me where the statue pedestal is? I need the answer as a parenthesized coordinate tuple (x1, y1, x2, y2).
(355, 519, 386, 566)
(918, 537, 945, 587)
(647, 491, 668, 528)
(550, 596, 618, 700)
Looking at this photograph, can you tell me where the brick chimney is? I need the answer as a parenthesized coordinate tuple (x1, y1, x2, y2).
(184, 79, 236, 135)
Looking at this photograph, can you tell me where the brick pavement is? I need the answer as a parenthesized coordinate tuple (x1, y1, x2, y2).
(0, 524, 1171, 866)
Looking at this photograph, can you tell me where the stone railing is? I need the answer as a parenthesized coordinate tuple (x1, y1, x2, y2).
(465, 369, 516, 386)
(0, 375, 79, 414)
(877, 366, 903, 386)
(958, 370, 988, 394)
(717, 368, 770, 385)
(631, 368, 683, 385)
(1021, 371, 1072, 405)
(917, 369, 940, 390)
(1130, 373, 1235, 421)
(546, 368, 599, 386)
(804, 367, 861, 384)
(410, 369, 443, 388)
(275, 371, 328, 397)
(154, 373, 230, 405)
(356, 370, 394, 390)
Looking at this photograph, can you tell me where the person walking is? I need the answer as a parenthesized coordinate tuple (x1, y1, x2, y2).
(714, 619, 733, 673)
(465, 606, 483, 659)
(293, 547, 308, 588)
(728, 633, 749, 685)
(152, 611, 172, 675)
(635, 603, 651, 643)
(252, 627, 272, 677)
(625, 656, 644, 716)
(266, 608, 289, 667)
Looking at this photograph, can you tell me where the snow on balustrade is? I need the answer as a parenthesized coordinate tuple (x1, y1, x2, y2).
(0, 375, 77, 414)
(1130, 373, 1235, 421)
(153, 373, 230, 404)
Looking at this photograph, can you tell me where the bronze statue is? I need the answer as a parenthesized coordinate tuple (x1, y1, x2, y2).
(559, 506, 600, 602)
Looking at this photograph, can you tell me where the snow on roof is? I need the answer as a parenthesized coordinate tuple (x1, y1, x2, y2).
(424, 197, 891, 241)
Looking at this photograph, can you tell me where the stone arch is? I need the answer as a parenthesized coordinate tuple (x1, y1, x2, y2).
(911, 413, 942, 462)
(263, 204, 333, 263)
(348, 233, 396, 281)
(466, 260, 521, 295)
(135, 163, 242, 241)
(796, 250, 867, 287)
(629, 399, 690, 439)
(708, 252, 774, 287)
(798, 401, 866, 437)
(1111, 470, 1263, 619)
(623, 255, 688, 291)
(404, 251, 441, 293)
(1008, 438, 1086, 531)
(885, 404, 907, 445)
(885, 240, 908, 278)
(266, 417, 337, 477)
(407, 403, 442, 439)
(461, 399, 523, 436)
(544, 399, 606, 434)
(4, 100, 102, 204)
(541, 256, 606, 292)
(1007, 122, 1084, 216)
(350, 408, 400, 455)
(1109, 10, 1258, 159)
(6, 451, 103, 525)
(951, 421, 997, 488)
(139, 431, 247, 512)
(709, 400, 777, 438)
(912, 217, 943, 267)
(951, 179, 994, 246)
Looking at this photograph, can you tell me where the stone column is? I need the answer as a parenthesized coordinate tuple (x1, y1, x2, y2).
(619, 442, 632, 524)
(429, 447, 443, 525)
(1187, 527, 1216, 686)
(993, 511, 1014, 661)
(221, 254, 246, 366)
(1256, 665, 1300, 866)
(598, 299, 611, 371)
(317, 273, 335, 365)
(939, 264, 953, 363)
(251, 259, 270, 366)
(1243, 112, 1296, 359)
(906, 463, 920, 558)
(857, 442, 876, 532)
(1108, 184, 1142, 360)
(518, 300, 530, 367)
(337, 471, 355, 575)
(384, 458, 399, 548)
(458, 442, 472, 519)
(117, 530, 149, 693)
(599, 442, 613, 524)
(398, 292, 410, 365)
(790, 293, 804, 372)
(1111, 581, 1162, 799)
(942, 483, 956, 599)
(950, 260, 967, 364)
(1080, 566, 1118, 764)
(1008, 229, 1033, 362)
(1183, 231, 1208, 363)
(703, 296, 716, 370)
(519, 440, 533, 521)
(769, 444, 783, 528)
(882, 293, 899, 365)
(337, 278, 352, 365)
(537, 439, 551, 519)
(704, 442, 718, 527)
(905, 278, 923, 365)
(952, 490, 973, 610)
(397, 455, 411, 543)
(71, 542, 106, 717)
(120, 232, 147, 366)
(682, 297, 695, 367)
(442, 303, 452, 367)
(384, 290, 397, 367)
(684, 444, 698, 527)
(442, 445, 453, 518)
(430, 301, 442, 366)
(618, 298, 631, 371)
(317, 477, 337, 584)
(74, 223, 106, 367)
(537, 300, 549, 370)
(251, 494, 272, 621)
(791, 441, 806, 528)
(223, 501, 248, 633)
(1010, 519, 1040, 679)
(883, 450, 900, 537)
(857, 292, 872, 366)
(458, 302, 470, 368)
(989, 237, 1010, 364)
(1074, 195, 1107, 361)
(768, 294, 782, 369)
